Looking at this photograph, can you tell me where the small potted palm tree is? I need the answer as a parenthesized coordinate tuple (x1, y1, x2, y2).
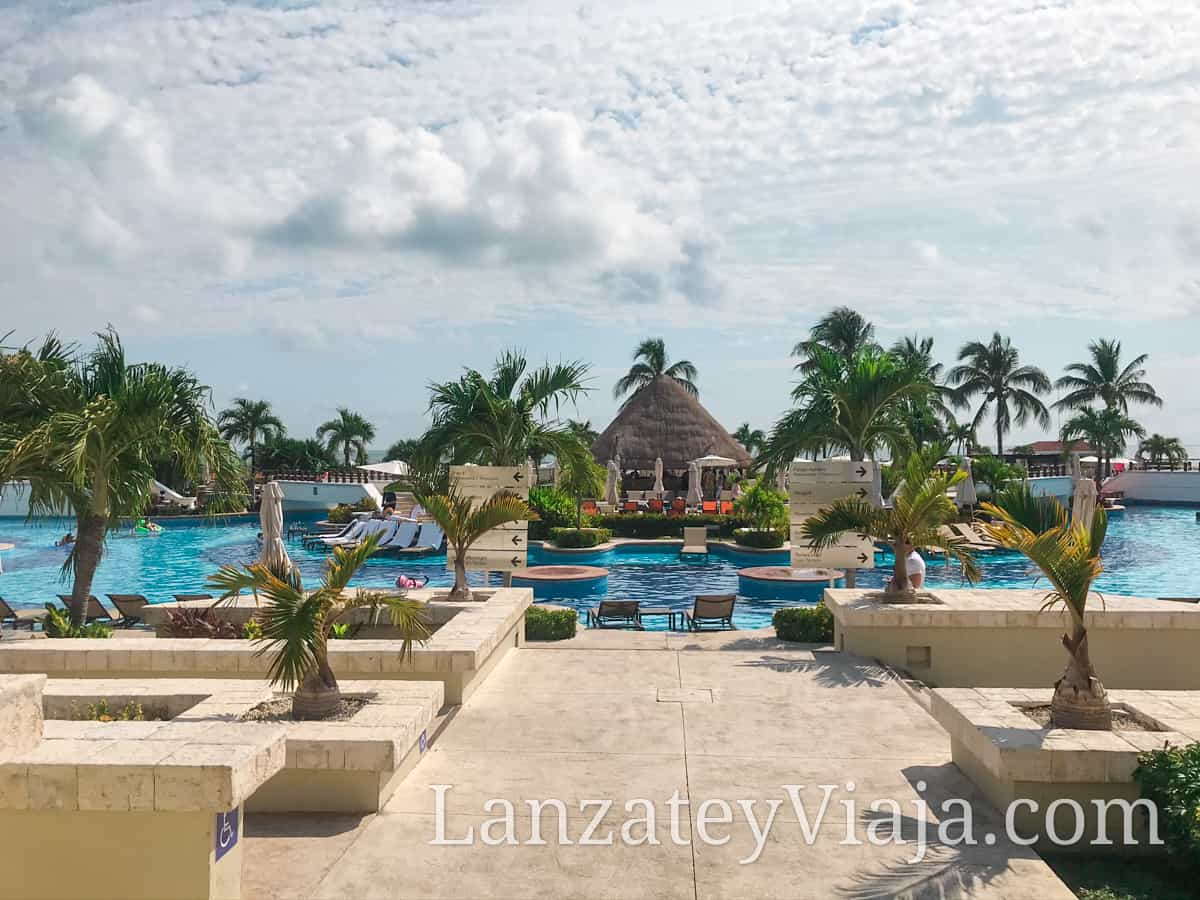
(208, 534, 430, 720)
(981, 485, 1111, 730)
(802, 451, 980, 599)
(417, 489, 536, 602)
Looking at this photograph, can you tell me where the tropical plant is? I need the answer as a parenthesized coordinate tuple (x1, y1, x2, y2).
(792, 307, 880, 375)
(256, 435, 337, 472)
(1137, 434, 1188, 466)
(1059, 407, 1145, 486)
(733, 423, 766, 456)
(947, 332, 1051, 456)
(945, 419, 979, 456)
(163, 606, 239, 639)
(420, 350, 592, 475)
(613, 337, 698, 401)
(554, 458, 606, 529)
(383, 438, 420, 464)
(969, 454, 1024, 495)
(217, 398, 285, 475)
(564, 419, 599, 447)
(41, 604, 112, 638)
(0, 330, 247, 627)
(416, 490, 536, 601)
(317, 408, 376, 467)
(801, 452, 980, 595)
(1053, 339, 1161, 414)
(208, 534, 430, 719)
(732, 479, 787, 532)
(758, 347, 932, 478)
(981, 484, 1110, 730)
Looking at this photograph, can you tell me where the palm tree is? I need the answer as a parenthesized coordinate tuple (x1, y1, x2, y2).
(1136, 434, 1188, 466)
(801, 451, 980, 595)
(1054, 339, 1161, 413)
(209, 534, 429, 719)
(317, 408, 376, 467)
(0, 330, 246, 627)
(733, 423, 766, 455)
(792, 307, 880, 375)
(416, 490, 536, 601)
(981, 485, 1110, 730)
(557, 456, 606, 529)
(420, 350, 592, 474)
(383, 438, 420, 463)
(613, 338, 697, 401)
(565, 419, 599, 447)
(217, 398, 285, 475)
(1059, 407, 1145, 487)
(947, 333, 1051, 457)
(945, 419, 978, 456)
(757, 347, 932, 477)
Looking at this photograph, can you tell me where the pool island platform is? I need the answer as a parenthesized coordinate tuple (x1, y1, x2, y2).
(825, 587, 1200, 689)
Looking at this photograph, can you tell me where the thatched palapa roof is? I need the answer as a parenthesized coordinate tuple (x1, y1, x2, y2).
(590, 376, 752, 471)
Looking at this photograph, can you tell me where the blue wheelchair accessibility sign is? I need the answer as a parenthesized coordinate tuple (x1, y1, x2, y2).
(215, 809, 239, 862)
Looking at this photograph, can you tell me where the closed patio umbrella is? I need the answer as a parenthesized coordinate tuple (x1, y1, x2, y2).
(686, 462, 702, 506)
(955, 458, 978, 508)
(1071, 459, 1098, 526)
(653, 457, 664, 495)
(258, 481, 293, 576)
(604, 459, 620, 506)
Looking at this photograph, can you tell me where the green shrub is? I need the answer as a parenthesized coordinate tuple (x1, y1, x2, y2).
(733, 527, 785, 549)
(242, 618, 263, 640)
(773, 604, 834, 643)
(1133, 742, 1200, 874)
(328, 622, 352, 639)
(328, 503, 354, 524)
(42, 604, 113, 638)
(525, 606, 577, 641)
(84, 699, 145, 722)
(548, 527, 612, 548)
(593, 513, 751, 540)
(527, 486, 578, 539)
(733, 480, 788, 530)
(354, 496, 378, 513)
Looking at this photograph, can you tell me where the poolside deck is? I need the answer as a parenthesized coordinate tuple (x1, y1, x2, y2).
(242, 632, 1072, 899)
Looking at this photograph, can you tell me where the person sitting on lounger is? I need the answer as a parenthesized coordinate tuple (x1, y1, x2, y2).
(887, 541, 925, 590)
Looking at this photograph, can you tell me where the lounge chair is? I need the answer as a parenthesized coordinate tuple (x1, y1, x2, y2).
(320, 517, 372, 547)
(681, 594, 736, 631)
(414, 522, 445, 552)
(623, 501, 638, 513)
(586, 600, 643, 629)
(379, 520, 420, 551)
(105, 594, 149, 626)
(719, 500, 734, 515)
(57, 594, 114, 623)
(949, 523, 999, 550)
(701, 500, 718, 514)
(681, 527, 708, 555)
(0, 597, 43, 631)
(304, 517, 359, 547)
(648, 498, 664, 513)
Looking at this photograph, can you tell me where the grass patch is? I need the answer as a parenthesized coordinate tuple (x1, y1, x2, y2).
(1046, 856, 1191, 900)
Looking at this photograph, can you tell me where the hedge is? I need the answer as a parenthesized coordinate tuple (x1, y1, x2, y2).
(773, 604, 834, 643)
(733, 527, 786, 549)
(548, 527, 612, 549)
(525, 606, 578, 641)
(1134, 742, 1200, 874)
(592, 513, 752, 540)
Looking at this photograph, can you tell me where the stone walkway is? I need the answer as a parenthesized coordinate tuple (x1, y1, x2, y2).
(243, 632, 1073, 899)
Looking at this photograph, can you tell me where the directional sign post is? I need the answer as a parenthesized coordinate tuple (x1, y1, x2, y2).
(448, 465, 530, 575)
(789, 460, 879, 586)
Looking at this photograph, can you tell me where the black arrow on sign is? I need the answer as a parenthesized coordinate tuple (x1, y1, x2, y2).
(856, 533, 870, 542)
(855, 488, 868, 499)
(511, 534, 523, 546)
(511, 556, 523, 567)
(856, 466, 867, 477)
(857, 553, 869, 563)
(512, 471, 524, 482)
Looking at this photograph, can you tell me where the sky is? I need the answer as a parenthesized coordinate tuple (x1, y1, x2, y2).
(1, 0, 1198, 456)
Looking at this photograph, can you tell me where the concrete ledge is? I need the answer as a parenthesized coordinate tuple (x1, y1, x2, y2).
(827, 588, 1200, 689)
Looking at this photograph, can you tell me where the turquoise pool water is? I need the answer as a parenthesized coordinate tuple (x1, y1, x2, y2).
(1, 504, 1196, 631)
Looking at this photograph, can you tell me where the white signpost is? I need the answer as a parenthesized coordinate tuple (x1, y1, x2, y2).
(789, 460, 879, 583)
(447, 465, 530, 575)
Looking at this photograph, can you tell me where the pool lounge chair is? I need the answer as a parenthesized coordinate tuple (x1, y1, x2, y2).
(322, 517, 377, 547)
(57, 594, 114, 623)
(587, 600, 643, 629)
(948, 523, 1000, 550)
(623, 501, 638, 513)
(681, 527, 708, 556)
(414, 522, 445, 553)
(719, 500, 734, 515)
(701, 500, 718, 514)
(681, 594, 736, 631)
(0, 597, 42, 631)
(648, 498, 664, 513)
(105, 594, 149, 626)
(378, 520, 420, 551)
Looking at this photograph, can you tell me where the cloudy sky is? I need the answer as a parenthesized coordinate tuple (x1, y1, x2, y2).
(2, 0, 1197, 454)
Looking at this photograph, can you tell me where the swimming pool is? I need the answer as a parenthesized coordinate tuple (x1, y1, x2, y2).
(0, 504, 1196, 630)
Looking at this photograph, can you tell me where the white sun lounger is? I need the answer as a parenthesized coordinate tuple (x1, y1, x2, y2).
(320, 518, 368, 546)
(379, 520, 420, 550)
(324, 518, 385, 548)
(414, 522, 445, 552)
(681, 527, 708, 556)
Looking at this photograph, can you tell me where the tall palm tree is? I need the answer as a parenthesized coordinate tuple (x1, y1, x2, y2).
(945, 419, 978, 456)
(383, 438, 420, 463)
(317, 408, 376, 467)
(420, 350, 592, 474)
(802, 450, 980, 595)
(1053, 339, 1161, 413)
(982, 485, 1110, 730)
(613, 338, 698, 401)
(1059, 407, 1145, 487)
(417, 490, 536, 601)
(0, 330, 246, 627)
(792, 307, 880, 375)
(565, 419, 599, 447)
(209, 534, 429, 719)
(733, 423, 766, 455)
(217, 398, 285, 475)
(947, 333, 1051, 457)
(1136, 434, 1188, 466)
(758, 347, 932, 477)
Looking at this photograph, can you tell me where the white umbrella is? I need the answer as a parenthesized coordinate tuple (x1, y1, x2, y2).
(955, 458, 978, 507)
(356, 460, 409, 477)
(652, 457, 665, 495)
(686, 462, 702, 506)
(258, 481, 293, 576)
(526, 458, 536, 489)
(1072, 473, 1098, 526)
(604, 459, 620, 506)
(692, 454, 736, 467)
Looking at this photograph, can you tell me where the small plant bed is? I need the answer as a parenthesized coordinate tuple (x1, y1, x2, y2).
(1046, 855, 1193, 900)
(240, 695, 368, 723)
(773, 605, 834, 643)
(1015, 703, 1165, 732)
(66, 699, 168, 722)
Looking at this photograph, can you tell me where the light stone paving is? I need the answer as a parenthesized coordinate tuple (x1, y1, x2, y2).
(242, 632, 1074, 899)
